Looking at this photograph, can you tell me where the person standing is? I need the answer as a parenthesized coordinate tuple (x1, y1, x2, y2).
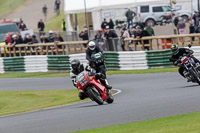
(38, 19, 45, 36)
(101, 19, 108, 30)
(145, 23, 155, 36)
(19, 21, 27, 31)
(108, 18, 114, 30)
(125, 8, 136, 29)
(177, 17, 186, 43)
(61, 19, 66, 31)
(79, 29, 89, 48)
(55, 0, 61, 15)
(42, 5, 48, 21)
(188, 16, 195, 41)
(193, 12, 199, 33)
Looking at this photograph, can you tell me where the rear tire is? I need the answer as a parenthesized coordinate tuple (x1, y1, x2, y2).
(87, 87, 104, 105)
(145, 19, 155, 26)
(106, 93, 114, 104)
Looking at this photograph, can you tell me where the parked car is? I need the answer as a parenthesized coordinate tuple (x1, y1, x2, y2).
(135, 4, 191, 26)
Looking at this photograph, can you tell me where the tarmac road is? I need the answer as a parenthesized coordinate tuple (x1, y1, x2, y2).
(0, 72, 200, 133)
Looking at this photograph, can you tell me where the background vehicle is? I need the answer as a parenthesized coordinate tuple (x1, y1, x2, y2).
(135, 4, 191, 26)
(76, 71, 114, 105)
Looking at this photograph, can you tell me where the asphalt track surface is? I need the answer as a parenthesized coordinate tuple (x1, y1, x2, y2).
(1, 72, 200, 133)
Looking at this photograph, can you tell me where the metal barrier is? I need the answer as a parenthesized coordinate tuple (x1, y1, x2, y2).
(124, 33, 200, 51)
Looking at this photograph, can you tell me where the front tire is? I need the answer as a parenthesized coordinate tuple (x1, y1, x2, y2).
(87, 87, 104, 105)
(189, 69, 200, 85)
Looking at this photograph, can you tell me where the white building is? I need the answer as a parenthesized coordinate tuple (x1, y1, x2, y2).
(64, 0, 199, 31)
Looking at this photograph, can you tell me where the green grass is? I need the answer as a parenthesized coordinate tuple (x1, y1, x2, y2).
(71, 112, 200, 133)
(0, 0, 27, 16)
(0, 72, 69, 78)
(45, 11, 65, 32)
(0, 89, 81, 116)
(107, 68, 178, 75)
(45, 11, 85, 32)
(0, 68, 178, 78)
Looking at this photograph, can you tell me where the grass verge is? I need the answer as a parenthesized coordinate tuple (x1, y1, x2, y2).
(0, 68, 178, 78)
(107, 68, 178, 75)
(45, 11, 65, 32)
(0, 0, 28, 16)
(71, 112, 200, 133)
(0, 89, 80, 116)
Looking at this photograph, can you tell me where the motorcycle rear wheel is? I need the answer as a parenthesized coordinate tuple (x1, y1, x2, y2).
(106, 93, 114, 104)
(87, 87, 104, 105)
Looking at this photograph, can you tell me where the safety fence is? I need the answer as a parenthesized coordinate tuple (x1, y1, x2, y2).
(1, 46, 200, 73)
(124, 33, 200, 51)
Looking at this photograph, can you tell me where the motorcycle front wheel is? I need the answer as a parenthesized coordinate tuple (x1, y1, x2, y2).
(87, 87, 104, 105)
(189, 69, 200, 85)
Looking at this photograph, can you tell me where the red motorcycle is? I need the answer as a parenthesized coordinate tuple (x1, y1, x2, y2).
(76, 71, 114, 105)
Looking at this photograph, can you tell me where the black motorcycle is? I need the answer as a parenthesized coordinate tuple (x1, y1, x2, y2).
(90, 52, 106, 77)
(179, 54, 200, 85)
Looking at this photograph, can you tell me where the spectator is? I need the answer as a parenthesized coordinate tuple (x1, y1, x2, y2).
(135, 27, 150, 51)
(188, 16, 195, 41)
(55, 0, 61, 15)
(173, 15, 179, 34)
(42, 5, 48, 21)
(145, 23, 155, 36)
(101, 18, 108, 30)
(94, 29, 105, 50)
(79, 29, 89, 48)
(177, 17, 186, 43)
(48, 30, 54, 42)
(193, 12, 199, 33)
(129, 27, 137, 38)
(40, 32, 49, 55)
(38, 19, 45, 36)
(104, 26, 118, 51)
(125, 8, 136, 29)
(10, 34, 20, 56)
(108, 18, 114, 30)
(61, 19, 66, 31)
(19, 21, 27, 31)
(120, 27, 130, 51)
(31, 35, 39, 44)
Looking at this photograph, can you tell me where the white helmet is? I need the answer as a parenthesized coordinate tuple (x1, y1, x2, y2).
(88, 41, 96, 50)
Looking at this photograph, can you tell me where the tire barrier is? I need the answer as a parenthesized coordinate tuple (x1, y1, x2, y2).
(3, 57, 25, 72)
(118, 51, 148, 70)
(1, 47, 200, 73)
(25, 56, 48, 73)
(146, 49, 173, 68)
(0, 58, 4, 73)
(48, 55, 71, 72)
(104, 51, 120, 71)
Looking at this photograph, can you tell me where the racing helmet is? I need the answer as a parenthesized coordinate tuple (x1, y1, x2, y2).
(88, 41, 96, 51)
(71, 59, 80, 70)
(171, 44, 179, 55)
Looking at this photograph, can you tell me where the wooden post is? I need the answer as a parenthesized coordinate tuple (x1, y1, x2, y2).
(141, 40, 144, 51)
(13, 47, 16, 57)
(125, 40, 129, 51)
(149, 39, 153, 50)
(46, 46, 48, 55)
(156, 38, 159, 50)
(9, 47, 11, 57)
(19, 47, 21, 56)
(25, 46, 27, 56)
(62, 45, 65, 55)
(4, 46, 6, 57)
(30, 46, 32, 55)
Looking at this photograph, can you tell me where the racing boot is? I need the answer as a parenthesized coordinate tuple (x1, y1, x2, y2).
(100, 79, 112, 90)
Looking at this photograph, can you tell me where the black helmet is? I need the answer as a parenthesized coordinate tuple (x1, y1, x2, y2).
(71, 59, 80, 70)
(171, 44, 179, 55)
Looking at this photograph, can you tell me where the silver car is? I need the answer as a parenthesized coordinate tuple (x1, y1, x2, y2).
(135, 4, 191, 26)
